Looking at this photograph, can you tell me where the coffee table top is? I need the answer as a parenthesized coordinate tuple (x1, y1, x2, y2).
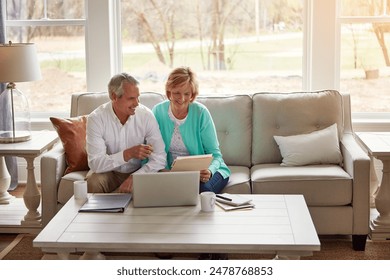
(34, 194, 320, 257)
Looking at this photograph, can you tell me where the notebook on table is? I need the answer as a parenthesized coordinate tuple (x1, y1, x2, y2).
(215, 193, 252, 206)
(79, 193, 132, 213)
(132, 171, 200, 208)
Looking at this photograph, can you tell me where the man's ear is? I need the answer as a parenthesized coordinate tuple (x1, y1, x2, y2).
(110, 91, 118, 101)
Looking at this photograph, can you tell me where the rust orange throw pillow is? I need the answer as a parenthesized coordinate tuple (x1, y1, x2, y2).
(50, 116, 89, 174)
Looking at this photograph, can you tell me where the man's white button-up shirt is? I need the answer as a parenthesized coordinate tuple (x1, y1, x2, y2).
(86, 102, 166, 174)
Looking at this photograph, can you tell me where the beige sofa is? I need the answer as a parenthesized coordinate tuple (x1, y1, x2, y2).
(40, 90, 370, 250)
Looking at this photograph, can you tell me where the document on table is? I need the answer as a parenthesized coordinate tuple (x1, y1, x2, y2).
(215, 193, 254, 211)
(215, 193, 253, 206)
(216, 201, 255, 211)
(79, 193, 132, 213)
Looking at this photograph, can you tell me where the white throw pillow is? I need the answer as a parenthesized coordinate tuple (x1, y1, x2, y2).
(273, 123, 343, 166)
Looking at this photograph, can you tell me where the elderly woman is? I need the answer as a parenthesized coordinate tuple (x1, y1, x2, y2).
(152, 67, 230, 194)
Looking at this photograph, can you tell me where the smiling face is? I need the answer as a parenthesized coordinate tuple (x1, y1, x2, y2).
(168, 82, 194, 118)
(112, 81, 140, 124)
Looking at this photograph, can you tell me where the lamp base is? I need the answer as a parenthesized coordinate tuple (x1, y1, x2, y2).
(0, 131, 31, 143)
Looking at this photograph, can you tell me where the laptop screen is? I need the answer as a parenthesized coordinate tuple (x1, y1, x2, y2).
(132, 171, 200, 207)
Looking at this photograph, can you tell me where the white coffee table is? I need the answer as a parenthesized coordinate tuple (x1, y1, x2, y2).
(33, 194, 320, 260)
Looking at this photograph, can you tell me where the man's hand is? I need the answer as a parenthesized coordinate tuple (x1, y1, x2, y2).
(118, 175, 133, 193)
(123, 144, 153, 161)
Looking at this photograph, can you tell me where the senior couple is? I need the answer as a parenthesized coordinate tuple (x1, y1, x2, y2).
(86, 67, 230, 195)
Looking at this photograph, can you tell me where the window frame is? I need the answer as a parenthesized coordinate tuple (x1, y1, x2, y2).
(5, 0, 390, 132)
(338, 3, 390, 131)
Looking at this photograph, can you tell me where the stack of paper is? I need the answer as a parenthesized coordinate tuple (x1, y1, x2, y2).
(215, 193, 254, 211)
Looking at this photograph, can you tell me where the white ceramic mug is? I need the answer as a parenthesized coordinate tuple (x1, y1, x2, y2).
(200, 191, 216, 212)
(73, 180, 88, 201)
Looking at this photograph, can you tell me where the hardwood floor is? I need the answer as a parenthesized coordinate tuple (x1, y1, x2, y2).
(8, 184, 26, 198)
(0, 233, 18, 252)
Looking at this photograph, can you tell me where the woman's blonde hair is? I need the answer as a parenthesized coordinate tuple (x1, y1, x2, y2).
(165, 67, 199, 101)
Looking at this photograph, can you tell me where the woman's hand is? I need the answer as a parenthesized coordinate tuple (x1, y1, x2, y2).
(200, 169, 212, 183)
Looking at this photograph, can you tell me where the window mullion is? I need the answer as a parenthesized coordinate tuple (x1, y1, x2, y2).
(6, 19, 86, 27)
(339, 16, 390, 23)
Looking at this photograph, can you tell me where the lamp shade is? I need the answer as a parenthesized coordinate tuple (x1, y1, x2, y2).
(0, 42, 41, 143)
(0, 42, 41, 83)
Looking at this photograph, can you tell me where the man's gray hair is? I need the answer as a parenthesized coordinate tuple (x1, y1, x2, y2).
(108, 73, 139, 98)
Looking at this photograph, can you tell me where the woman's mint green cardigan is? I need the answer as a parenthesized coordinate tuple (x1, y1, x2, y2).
(152, 100, 230, 179)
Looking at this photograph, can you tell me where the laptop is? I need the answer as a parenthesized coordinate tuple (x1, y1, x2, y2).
(132, 171, 200, 207)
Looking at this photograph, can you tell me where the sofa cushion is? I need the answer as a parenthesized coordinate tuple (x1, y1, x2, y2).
(273, 123, 342, 166)
(50, 116, 89, 174)
(251, 90, 344, 165)
(223, 166, 251, 194)
(197, 95, 252, 167)
(251, 163, 352, 206)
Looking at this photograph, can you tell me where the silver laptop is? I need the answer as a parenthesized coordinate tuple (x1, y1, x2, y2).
(132, 171, 200, 207)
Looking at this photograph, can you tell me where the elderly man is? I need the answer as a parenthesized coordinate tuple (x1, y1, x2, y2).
(86, 73, 166, 193)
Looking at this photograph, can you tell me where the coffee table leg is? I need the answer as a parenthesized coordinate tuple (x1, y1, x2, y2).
(57, 252, 71, 260)
(369, 155, 380, 208)
(80, 251, 106, 260)
(274, 254, 300, 260)
(370, 158, 390, 240)
(21, 156, 41, 226)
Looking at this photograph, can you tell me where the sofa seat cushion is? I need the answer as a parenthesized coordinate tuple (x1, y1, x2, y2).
(58, 171, 89, 205)
(251, 163, 352, 206)
(223, 166, 251, 194)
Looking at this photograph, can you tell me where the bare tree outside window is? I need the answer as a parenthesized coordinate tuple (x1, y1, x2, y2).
(3, 0, 389, 113)
(340, 0, 390, 112)
(121, 0, 304, 96)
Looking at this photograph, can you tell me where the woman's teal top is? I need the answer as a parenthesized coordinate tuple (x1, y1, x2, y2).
(152, 100, 230, 179)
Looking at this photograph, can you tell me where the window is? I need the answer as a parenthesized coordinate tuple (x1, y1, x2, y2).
(339, 0, 390, 113)
(5, 0, 86, 114)
(3, 0, 390, 122)
(120, 0, 304, 95)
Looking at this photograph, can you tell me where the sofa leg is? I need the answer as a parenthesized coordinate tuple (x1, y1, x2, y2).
(352, 234, 367, 251)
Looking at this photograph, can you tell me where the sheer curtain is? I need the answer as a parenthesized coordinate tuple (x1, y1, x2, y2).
(0, 0, 19, 190)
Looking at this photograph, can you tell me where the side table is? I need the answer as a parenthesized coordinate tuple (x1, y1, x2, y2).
(355, 132, 390, 241)
(0, 131, 58, 233)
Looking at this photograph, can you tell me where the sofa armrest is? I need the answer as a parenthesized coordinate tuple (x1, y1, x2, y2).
(340, 133, 370, 235)
(40, 143, 67, 226)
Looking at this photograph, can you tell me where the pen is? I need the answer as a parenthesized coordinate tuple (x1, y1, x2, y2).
(216, 194, 232, 201)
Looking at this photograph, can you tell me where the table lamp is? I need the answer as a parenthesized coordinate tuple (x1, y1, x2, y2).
(0, 42, 41, 143)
